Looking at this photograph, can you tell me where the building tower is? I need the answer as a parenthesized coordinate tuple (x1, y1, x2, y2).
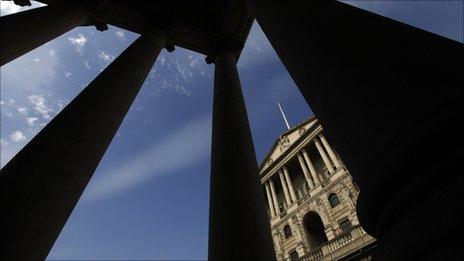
(260, 115, 376, 260)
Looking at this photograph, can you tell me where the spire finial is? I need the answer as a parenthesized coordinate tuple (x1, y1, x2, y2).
(277, 102, 291, 130)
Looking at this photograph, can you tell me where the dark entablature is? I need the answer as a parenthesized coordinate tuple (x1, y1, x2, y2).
(37, 0, 253, 57)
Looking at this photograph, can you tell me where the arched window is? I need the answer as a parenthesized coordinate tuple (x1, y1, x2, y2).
(328, 193, 341, 208)
(284, 225, 292, 238)
(289, 249, 299, 260)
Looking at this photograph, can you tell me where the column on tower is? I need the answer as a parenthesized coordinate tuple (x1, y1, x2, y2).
(297, 153, 314, 190)
(208, 51, 275, 260)
(0, 1, 92, 66)
(283, 167, 297, 203)
(302, 149, 321, 186)
(278, 170, 292, 206)
(314, 137, 335, 174)
(269, 178, 280, 215)
(265, 182, 276, 217)
(0, 30, 168, 260)
(319, 134, 341, 169)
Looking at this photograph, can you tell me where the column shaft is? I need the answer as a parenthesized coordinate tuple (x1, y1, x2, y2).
(0, 32, 167, 260)
(278, 170, 292, 206)
(302, 150, 320, 186)
(208, 52, 275, 260)
(269, 178, 280, 215)
(314, 137, 335, 173)
(297, 153, 314, 189)
(265, 182, 276, 217)
(0, 1, 89, 66)
(319, 134, 341, 169)
(283, 167, 297, 203)
(245, 0, 463, 259)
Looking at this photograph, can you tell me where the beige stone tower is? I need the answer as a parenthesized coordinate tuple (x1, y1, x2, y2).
(260, 116, 376, 260)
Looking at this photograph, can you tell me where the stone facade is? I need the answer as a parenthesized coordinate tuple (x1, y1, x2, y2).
(259, 117, 376, 260)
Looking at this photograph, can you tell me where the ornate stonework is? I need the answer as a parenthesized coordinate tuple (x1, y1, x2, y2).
(260, 117, 376, 260)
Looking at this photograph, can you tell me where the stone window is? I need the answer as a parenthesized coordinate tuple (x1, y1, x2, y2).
(284, 224, 293, 238)
(289, 249, 299, 260)
(339, 218, 352, 234)
(328, 193, 341, 208)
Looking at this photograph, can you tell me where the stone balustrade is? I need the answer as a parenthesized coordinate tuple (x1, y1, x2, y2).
(298, 225, 371, 261)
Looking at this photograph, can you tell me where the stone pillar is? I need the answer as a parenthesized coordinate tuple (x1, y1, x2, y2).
(245, 0, 463, 259)
(208, 52, 275, 260)
(269, 178, 280, 215)
(314, 137, 334, 173)
(297, 153, 314, 189)
(278, 170, 292, 206)
(0, 31, 167, 260)
(265, 182, 276, 217)
(0, 1, 90, 66)
(302, 149, 320, 186)
(283, 167, 297, 203)
(319, 134, 341, 169)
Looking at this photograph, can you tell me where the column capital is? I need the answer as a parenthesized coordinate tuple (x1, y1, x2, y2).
(85, 0, 110, 31)
(205, 39, 243, 64)
(144, 16, 180, 53)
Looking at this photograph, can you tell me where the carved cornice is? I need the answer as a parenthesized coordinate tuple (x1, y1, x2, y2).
(261, 125, 323, 182)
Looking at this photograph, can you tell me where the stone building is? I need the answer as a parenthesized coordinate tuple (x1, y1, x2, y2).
(1, 0, 461, 260)
(260, 116, 376, 260)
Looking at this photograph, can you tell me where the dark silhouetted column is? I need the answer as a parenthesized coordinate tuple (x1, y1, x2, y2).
(0, 31, 167, 260)
(208, 52, 275, 260)
(246, 0, 463, 259)
(0, 1, 89, 66)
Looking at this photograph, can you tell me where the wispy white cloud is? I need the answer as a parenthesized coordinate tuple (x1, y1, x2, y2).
(115, 30, 125, 40)
(144, 49, 210, 97)
(26, 117, 39, 126)
(17, 106, 29, 115)
(83, 114, 211, 201)
(68, 34, 87, 53)
(84, 60, 91, 69)
(9, 131, 26, 142)
(28, 94, 53, 119)
(98, 51, 114, 62)
(238, 22, 276, 69)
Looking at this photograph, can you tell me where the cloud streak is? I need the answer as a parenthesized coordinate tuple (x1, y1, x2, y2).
(83, 114, 212, 202)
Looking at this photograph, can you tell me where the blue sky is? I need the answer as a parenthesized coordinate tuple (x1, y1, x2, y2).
(0, 1, 462, 260)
